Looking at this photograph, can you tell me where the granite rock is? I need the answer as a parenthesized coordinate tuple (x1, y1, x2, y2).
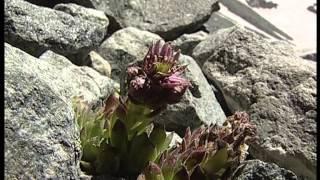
(68, 0, 219, 40)
(5, 0, 107, 64)
(200, 27, 316, 179)
(5, 43, 82, 179)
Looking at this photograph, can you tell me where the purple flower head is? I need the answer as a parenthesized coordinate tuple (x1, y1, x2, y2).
(127, 40, 191, 109)
(143, 40, 185, 77)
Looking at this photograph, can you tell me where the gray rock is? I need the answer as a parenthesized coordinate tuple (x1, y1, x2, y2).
(97, 27, 226, 134)
(232, 160, 297, 180)
(53, 3, 109, 28)
(269, 40, 296, 56)
(192, 27, 237, 66)
(97, 27, 162, 82)
(172, 31, 208, 56)
(5, 43, 81, 179)
(38, 50, 117, 103)
(86, 51, 112, 77)
(154, 55, 226, 135)
(203, 12, 237, 33)
(5, 0, 107, 65)
(68, 0, 219, 40)
(200, 27, 316, 179)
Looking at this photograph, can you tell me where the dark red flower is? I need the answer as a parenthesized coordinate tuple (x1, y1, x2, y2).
(127, 40, 190, 109)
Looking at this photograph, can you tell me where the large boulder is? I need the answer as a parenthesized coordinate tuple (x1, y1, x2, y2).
(233, 160, 297, 180)
(5, 43, 80, 179)
(5, 43, 117, 178)
(5, 0, 108, 65)
(199, 27, 316, 179)
(68, 0, 220, 40)
(97, 27, 226, 134)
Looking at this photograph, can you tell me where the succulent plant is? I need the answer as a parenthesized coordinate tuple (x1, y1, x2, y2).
(127, 40, 191, 110)
(137, 112, 257, 180)
(72, 40, 191, 178)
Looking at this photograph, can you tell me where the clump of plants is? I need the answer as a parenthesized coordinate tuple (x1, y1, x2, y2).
(137, 112, 257, 180)
(73, 40, 257, 179)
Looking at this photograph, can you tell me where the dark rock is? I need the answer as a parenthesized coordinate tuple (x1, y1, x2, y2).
(199, 27, 316, 179)
(301, 52, 317, 61)
(307, 3, 317, 14)
(232, 160, 298, 180)
(245, 0, 278, 9)
(5, 0, 107, 65)
(67, 0, 220, 40)
(24, 0, 69, 8)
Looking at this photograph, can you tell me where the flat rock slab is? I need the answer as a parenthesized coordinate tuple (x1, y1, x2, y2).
(200, 27, 316, 179)
(5, 43, 81, 179)
(70, 0, 219, 40)
(5, 0, 108, 64)
(97, 27, 226, 134)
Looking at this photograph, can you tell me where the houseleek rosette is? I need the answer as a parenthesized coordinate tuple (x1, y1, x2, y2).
(137, 112, 257, 180)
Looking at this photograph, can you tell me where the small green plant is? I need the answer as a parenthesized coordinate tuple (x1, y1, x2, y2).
(73, 40, 257, 180)
(73, 40, 191, 178)
(137, 112, 257, 180)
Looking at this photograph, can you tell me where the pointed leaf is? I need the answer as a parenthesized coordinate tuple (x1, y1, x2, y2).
(127, 133, 158, 174)
(201, 147, 228, 176)
(110, 120, 128, 154)
(94, 143, 120, 175)
(149, 125, 167, 152)
(144, 162, 165, 180)
(185, 148, 206, 171)
(81, 143, 99, 162)
(173, 166, 190, 180)
(160, 152, 177, 180)
(190, 165, 206, 180)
